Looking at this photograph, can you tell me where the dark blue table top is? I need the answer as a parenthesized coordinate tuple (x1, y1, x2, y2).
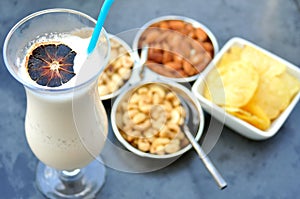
(1, 0, 300, 198)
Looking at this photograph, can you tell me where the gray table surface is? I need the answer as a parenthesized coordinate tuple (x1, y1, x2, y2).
(1, 0, 300, 198)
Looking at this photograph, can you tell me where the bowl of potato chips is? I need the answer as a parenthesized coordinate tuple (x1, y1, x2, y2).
(192, 37, 300, 140)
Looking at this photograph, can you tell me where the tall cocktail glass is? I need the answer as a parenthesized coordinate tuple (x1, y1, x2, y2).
(3, 9, 110, 198)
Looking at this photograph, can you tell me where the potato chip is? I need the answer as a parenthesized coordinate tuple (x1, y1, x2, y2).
(241, 46, 285, 77)
(225, 101, 270, 130)
(218, 45, 243, 67)
(204, 68, 225, 104)
(279, 72, 300, 99)
(251, 76, 290, 120)
(211, 61, 259, 107)
(203, 83, 212, 101)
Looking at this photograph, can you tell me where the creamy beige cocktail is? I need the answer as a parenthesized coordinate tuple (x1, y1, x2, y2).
(3, 9, 110, 198)
(22, 32, 108, 171)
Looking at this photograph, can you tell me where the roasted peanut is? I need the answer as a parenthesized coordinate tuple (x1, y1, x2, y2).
(190, 53, 204, 66)
(126, 135, 135, 142)
(111, 74, 123, 86)
(169, 109, 181, 124)
(155, 145, 166, 155)
(118, 67, 131, 80)
(159, 127, 172, 138)
(183, 60, 197, 76)
(176, 106, 186, 117)
(138, 100, 151, 113)
(127, 102, 139, 110)
(151, 138, 170, 150)
(143, 29, 161, 43)
(127, 130, 142, 138)
(156, 31, 171, 43)
(98, 37, 133, 96)
(166, 92, 176, 100)
(168, 20, 185, 30)
(150, 105, 165, 120)
(129, 93, 140, 104)
(172, 97, 181, 107)
(180, 40, 191, 58)
(134, 119, 151, 131)
(107, 82, 119, 93)
(138, 140, 151, 152)
(202, 42, 213, 53)
(98, 85, 109, 96)
(152, 118, 166, 131)
(162, 100, 173, 112)
(169, 34, 183, 50)
(185, 23, 194, 33)
(162, 51, 173, 63)
(146, 62, 177, 78)
(167, 123, 180, 134)
(159, 21, 169, 29)
(148, 49, 163, 63)
(137, 87, 148, 95)
(173, 54, 183, 64)
(161, 42, 171, 52)
(153, 93, 162, 104)
(195, 28, 208, 41)
(165, 139, 181, 154)
(118, 46, 127, 55)
(150, 85, 166, 98)
(165, 61, 182, 70)
(128, 109, 139, 118)
(132, 113, 147, 124)
(144, 128, 158, 138)
(121, 56, 134, 68)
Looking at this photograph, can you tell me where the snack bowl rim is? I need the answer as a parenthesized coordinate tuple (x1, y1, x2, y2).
(132, 15, 219, 83)
(192, 37, 300, 140)
(99, 33, 137, 100)
(111, 79, 205, 159)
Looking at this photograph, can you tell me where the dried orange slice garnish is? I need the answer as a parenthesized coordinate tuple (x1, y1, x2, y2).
(26, 43, 77, 87)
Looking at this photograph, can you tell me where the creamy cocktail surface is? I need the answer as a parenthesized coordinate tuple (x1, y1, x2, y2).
(21, 29, 108, 170)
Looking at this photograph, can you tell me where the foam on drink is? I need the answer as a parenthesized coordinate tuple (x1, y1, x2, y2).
(19, 28, 104, 90)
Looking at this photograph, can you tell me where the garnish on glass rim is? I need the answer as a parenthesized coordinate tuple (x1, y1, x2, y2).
(26, 43, 76, 87)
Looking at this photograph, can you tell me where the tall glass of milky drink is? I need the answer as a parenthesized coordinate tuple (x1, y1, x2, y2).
(3, 9, 110, 198)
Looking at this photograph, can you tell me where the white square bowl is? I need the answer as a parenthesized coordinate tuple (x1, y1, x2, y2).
(192, 37, 300, 140)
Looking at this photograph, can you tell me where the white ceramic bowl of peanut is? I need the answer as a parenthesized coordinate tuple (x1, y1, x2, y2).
(98, 34, 135, 100)
(111, 80, 205, 159)
(132, 15, 219, 83)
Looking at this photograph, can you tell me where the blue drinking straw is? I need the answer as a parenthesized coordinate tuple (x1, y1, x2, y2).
(87, 0, 115, 54)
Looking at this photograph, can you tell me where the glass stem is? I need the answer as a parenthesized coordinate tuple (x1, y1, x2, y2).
(57, 169, 85, 194)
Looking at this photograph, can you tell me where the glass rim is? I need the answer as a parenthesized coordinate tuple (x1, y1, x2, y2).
(3, 8, 110, 93)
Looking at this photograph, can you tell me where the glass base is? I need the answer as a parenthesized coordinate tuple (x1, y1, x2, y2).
(36, 158, 106, 199)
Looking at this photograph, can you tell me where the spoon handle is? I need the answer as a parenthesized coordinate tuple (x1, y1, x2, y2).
(128, 46, 148, 85)
(183, 125, 227, 189)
